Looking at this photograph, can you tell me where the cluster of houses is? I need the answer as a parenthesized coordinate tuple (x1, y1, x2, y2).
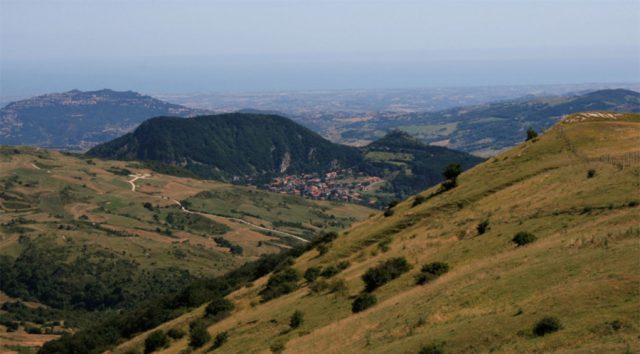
(267, 170, 384, 204)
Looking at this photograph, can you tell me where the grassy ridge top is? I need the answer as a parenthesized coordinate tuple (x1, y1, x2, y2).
(113, 113, 639, 353)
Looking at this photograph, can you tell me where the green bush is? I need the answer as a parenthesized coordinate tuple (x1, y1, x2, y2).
(167, 328, 185, 339)
(441, 163, 462, 190)
(289, 310, 304, 329)
(419, 343, 445, 354)
(205, 298, 234, 319)
(211, 331, 228, 350)
(352, 293, 377, 313)
(144, 330, 168, 353)
(270, 342, 285, 354)
(412, 195, 427, 207)
(383, 209, 395, 217)
(362, 257, 412, 292)
(189, 322, 211, 348)
(304, 267, 322, 282)
(512, 231, 537, 246)
(477, 220, 490, 235)
(526, 127, 538, 141)
(587, 169, 596, 178)
(259, 267, 300, 302)
(416, 262, 450, 285)
(533, 316, 561, 336)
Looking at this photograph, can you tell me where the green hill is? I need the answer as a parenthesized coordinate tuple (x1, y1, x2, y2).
(88, 113, 482, 203)
(65, 111, 639, 354)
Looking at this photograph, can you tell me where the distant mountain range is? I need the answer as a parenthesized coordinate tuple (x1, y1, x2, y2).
(339, 89, 640, 156)
(88, 113, 482, 202)
(0, 89, 206, 151)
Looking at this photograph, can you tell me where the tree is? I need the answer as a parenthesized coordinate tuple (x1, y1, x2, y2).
(416, 262, 450, 285)
(211, 331, 229, 350)
(442, 164, 462, 189)
(512, 231, 537, 246)
(362, 257, 411, 292)
(289, 310, 304, 329)
(189, 322, 211, 348)
(533, 316, 561, 336)
(205, 298, 234, 320)
(352, 293, 377, 313)
(526, 127, 538, 141)
(304, 267, 322, 282)
(144, 330, 168, 353)
(477, 220, 490, 235)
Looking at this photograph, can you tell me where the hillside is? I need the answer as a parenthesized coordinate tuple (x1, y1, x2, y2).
(88, 113, 363, 180)
(0, 89, 206, 151)
(101, 112, 639, 354)
(340, 89, 640, 156)
(0, 146, 374, 352)
(361, 130, 483, 199)
(88, 113, 482, 204)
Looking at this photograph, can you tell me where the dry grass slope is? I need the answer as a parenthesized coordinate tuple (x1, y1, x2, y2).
(111, 112, 639, 354)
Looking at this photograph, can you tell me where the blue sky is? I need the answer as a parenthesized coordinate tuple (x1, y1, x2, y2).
(1, 0, 639, 95)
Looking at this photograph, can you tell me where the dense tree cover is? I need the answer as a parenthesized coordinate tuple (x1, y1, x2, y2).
(38, 248, 304, 354)
(205, 298, 235, 320)
(0, 241, 192, 311)
(88, 113, 363, 180)
(362, 257, 412, 292)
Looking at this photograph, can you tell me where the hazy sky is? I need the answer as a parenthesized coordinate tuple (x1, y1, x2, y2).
(1, 0, 639, 96)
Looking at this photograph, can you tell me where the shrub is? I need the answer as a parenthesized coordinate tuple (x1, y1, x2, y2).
(416, 262, 450, 285)
(189, 322, 211, 348)
(270, 342, 285, 353)
(442, 164, 462, 189)
(309, 279, 329, 293)
(144, 330, 169, 353)
(259, 267, 300, 302)
(317, 244, 329, 256)
(384, 209, 395, 217)
(587, 169, 596, 178)
(304, 267, 322, 282)
(419, 343, 445, 354)
(352, 293, 377, 313)
(362, 257, 412, 292)
(211, 331, 228, 350)
(532, 316, 561, 336)
(388, 200, 400, 209)
(412, 195, 427, 207)
(512, 232, 537, 246)
(290, 310, 304, 329)
(205, 298, 234, 319)
(477, 220, 490, 235)
(328, 278, 348, 296)
(321, 266, 339, 278)
(167, 328, 185, 339)
(526, 127, 538, 141)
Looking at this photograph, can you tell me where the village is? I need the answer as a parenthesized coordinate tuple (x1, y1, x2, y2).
(266, 169, 384, 204)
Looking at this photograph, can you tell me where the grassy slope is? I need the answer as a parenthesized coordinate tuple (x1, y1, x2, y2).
(113, 112, 639, 354)
(0, 147, 373, 351)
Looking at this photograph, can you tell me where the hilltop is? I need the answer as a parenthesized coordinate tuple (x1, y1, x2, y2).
(87, 113, 482, 204)
(0, 146, 374, 351)
(0, 89, 206, 151)
(74, 112, 640, 354)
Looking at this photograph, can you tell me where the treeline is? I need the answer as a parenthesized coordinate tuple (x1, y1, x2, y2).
(0, 240, 193, 311)
(38, 246, 308, 354)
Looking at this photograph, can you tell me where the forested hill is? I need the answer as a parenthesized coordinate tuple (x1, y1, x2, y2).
(87, 113, 364, 179)
(0, 89, 205, 151)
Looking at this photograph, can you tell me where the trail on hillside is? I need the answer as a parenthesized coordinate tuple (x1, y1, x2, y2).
(126, 174, 309, 244)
